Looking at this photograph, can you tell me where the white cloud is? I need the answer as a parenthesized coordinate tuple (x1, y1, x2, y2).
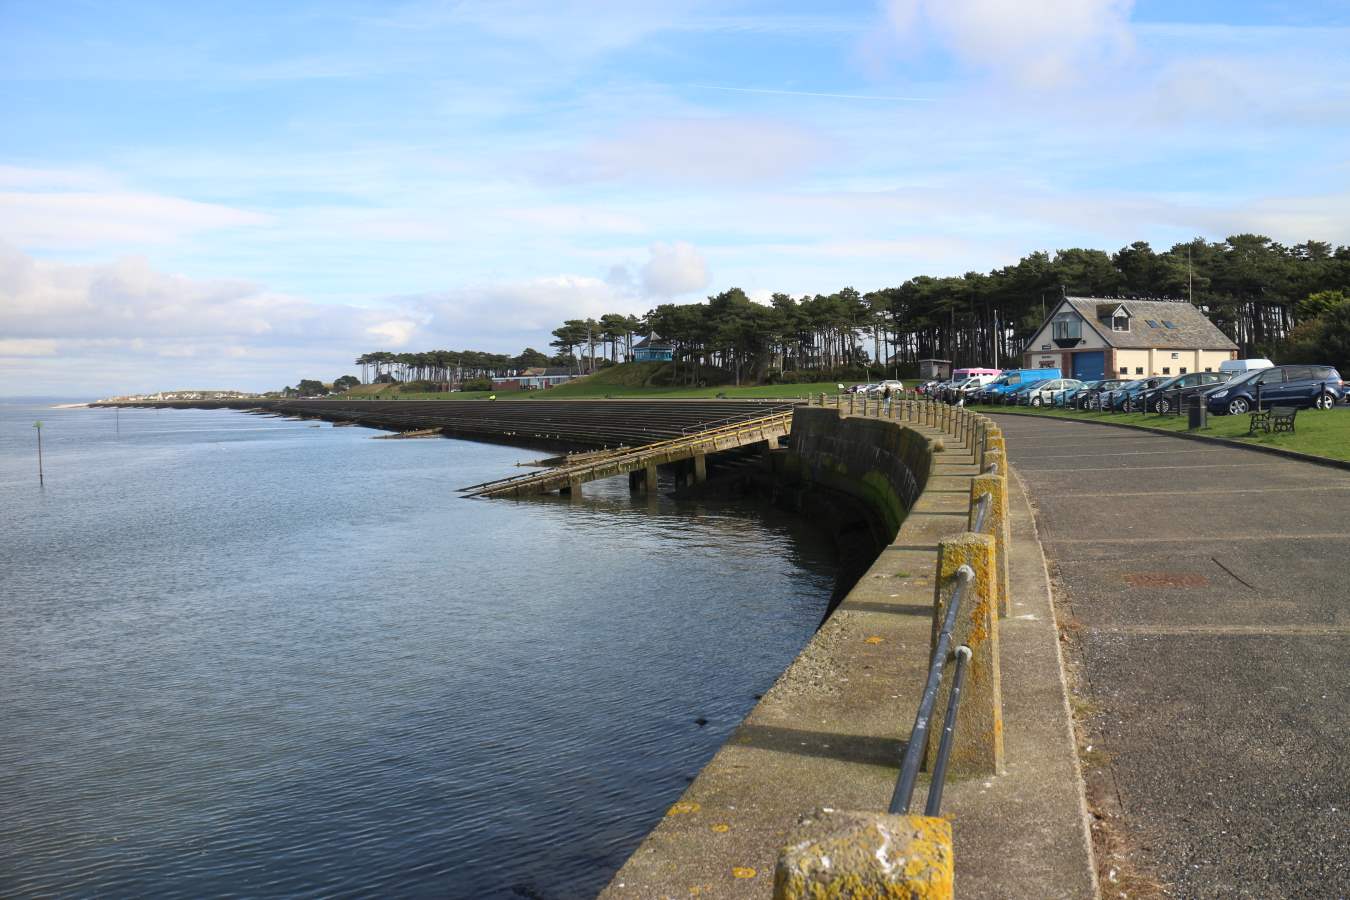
(882, 0, 1135, 87)
(0, 177, 270, 249)
(640, 241, 710, 297)
(365, 319, 420, 346)
(405, 274, 643, 346)
(0, 338, 58, 356)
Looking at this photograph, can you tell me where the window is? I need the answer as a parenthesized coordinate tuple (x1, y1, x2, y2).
(1257, 369, 1285, 384)
(1145, 319, 1159, 328)
(1112, 314, 1129, 332)
(1162, 367, 1170, 374)
(1135, 366, 1144, 374)
(1162, 321, 1177, 329)
(1180, 367, 1188, 374)
(1051, 313, 1082, 342)
(1204, 367, 1212, 372)
(1119, 366, 1128, 374)
(1171, 352, 1179, 359)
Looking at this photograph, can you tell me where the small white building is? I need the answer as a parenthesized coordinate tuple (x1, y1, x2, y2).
(1022, 298, 1238, 381)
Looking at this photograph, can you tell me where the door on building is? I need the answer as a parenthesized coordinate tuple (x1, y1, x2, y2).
(1072, 351, 1104, 381)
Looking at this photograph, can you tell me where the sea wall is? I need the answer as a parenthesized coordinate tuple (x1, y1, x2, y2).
(779, 406, 933, 540)
(603, 406, 973, 897)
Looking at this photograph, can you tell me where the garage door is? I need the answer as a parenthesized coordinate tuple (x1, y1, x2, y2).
(1072, 351, 1104, 380)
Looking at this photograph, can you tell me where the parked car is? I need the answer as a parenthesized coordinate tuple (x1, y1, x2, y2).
(1140, 371, 1229, 413)
(1025, 378, 1085, 407)
(866, 380, 906, 394)
(1104, 376, 1170, 411)
(1073, 379, 1128, 409)
(1203, 364, 1344, 415)
(1006, 383, 1041, 405)
(979, 368, 1062, 404)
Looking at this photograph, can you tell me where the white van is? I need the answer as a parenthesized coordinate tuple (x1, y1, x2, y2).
(1219, 358, 1273, 376)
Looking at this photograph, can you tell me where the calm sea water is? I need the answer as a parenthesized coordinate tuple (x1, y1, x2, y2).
(0, 402, 835, 899)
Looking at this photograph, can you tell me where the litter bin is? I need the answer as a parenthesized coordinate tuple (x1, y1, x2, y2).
(1188, 397, 1207, 430)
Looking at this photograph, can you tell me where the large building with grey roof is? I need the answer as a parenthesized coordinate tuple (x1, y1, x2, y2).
(1022, 297, 1239, 381)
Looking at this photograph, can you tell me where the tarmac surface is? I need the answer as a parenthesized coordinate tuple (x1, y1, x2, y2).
(995, 414, 1349, 898)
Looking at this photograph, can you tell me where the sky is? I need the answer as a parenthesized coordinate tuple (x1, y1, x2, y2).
(2, 0, 1349, 395)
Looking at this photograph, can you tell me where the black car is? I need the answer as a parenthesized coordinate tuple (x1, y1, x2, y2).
(1204, 365, 1345, 415)
(1142, 371, 1230, 414)
(1074, 378, 1127, 410)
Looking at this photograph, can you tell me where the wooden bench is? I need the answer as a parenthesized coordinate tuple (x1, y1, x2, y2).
(1248, 405, 1298, 435)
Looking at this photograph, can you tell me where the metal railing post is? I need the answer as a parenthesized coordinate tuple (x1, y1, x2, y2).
(923, 532, 1003, 780)
(891, 563, 974, 814)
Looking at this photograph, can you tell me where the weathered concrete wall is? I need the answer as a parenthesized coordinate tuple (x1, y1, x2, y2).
(602, 409, 958, 898)
(782, 407, 933, 541)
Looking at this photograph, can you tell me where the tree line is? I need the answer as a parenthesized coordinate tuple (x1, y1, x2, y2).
(333, 234, 1350, 392)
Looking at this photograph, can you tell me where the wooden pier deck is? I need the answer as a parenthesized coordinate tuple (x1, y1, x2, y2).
(460, 409, 794, 498)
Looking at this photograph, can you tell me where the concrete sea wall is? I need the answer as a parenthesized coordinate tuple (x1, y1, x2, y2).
(604, 402, 1096, 898)
(603, 406, 959, 896)
(780, 407, 934, 540)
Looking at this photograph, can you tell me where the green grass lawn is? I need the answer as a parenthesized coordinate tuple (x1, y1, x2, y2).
(985, 404, 1350, 463)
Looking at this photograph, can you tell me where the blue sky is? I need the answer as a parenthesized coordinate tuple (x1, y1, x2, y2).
(2, 0, 1348, 394)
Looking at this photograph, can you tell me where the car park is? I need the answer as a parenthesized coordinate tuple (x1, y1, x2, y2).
(867, 380, 905, 394)
(1107, 376, 1170, 411)
(1025, 378, 1084, 407)
(1004, 383, 1041, 405)
(976, 368, 1061, 404)
(1203, 365, 1344, 415)
(1141, 371, 1230, 413)
(1073, 378, 1127, 409)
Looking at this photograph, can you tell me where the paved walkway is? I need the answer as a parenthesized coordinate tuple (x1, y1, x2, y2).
(996, 415, 1349, 897)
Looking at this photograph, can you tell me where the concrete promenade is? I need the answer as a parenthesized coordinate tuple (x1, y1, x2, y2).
(604, 410, 1096, 898)
(995, 415, 1349, 897)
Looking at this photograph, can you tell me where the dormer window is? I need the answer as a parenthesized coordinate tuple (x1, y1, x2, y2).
(1109, 304, 1130, 332)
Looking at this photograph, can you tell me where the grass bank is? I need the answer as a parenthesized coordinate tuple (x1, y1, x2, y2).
(984, 404, 1350, 463)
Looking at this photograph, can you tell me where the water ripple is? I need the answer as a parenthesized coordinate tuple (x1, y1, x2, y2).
(0, 404, 834, 898)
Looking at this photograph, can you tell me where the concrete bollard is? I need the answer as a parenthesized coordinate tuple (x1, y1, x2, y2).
(774, 809, 953, 900)
(969, 472, 1011, 618)
(927, 533, 1004, 776)
(984, 428, 1005, 460)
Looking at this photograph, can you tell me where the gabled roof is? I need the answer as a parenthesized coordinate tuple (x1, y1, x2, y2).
(1060, 297, 1238, 351)
(633, 336, 672, 349)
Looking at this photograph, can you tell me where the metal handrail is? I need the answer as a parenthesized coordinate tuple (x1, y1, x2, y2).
(972, 491, 992, 533)
(678, 403, 796, 435)
(890, 564, 974, 814)
(924, 645, 972, 815)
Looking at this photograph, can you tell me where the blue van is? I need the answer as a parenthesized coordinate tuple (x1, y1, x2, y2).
(1203, 364, 1344, 414)
(979, 369, 1061, 403)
